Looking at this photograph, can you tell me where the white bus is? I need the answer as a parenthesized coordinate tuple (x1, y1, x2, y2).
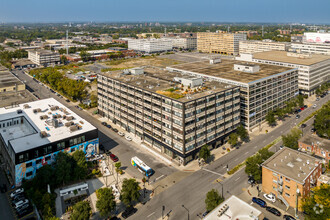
(131, 157, 154, 177)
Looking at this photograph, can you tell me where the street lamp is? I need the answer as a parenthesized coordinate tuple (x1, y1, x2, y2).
(216, 179, 224, 199)
(182, 205, 190, 220)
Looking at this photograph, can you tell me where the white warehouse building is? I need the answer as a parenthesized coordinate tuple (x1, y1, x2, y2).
(128, 38, 173, 53)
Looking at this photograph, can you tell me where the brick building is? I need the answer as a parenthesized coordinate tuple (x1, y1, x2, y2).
(299, 134, 330, 163)
(262, 148, 322, 212)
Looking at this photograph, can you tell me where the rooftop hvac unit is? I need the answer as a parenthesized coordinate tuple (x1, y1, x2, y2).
(69, 125, 79, 132)
(39, 115, 49, 120)
(33, 108, 42, 113)
(23, 104, 30, 109)
(40, 131, 47, 138)
(66, 116, 74, 121)
(52, 119, 59, 128)
(17, 109, 23, 114)
(65, 121, 74, 127)
(50, 106, 59, 111)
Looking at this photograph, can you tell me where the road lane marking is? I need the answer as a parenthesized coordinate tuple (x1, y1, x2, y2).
(202, 168, 224, 176)
(155, 174, 165, 181)
(235, 177, 240, 181)
(147, 212, 155, 218)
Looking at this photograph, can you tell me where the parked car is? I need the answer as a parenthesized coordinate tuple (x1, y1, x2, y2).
(313, 104, 317, 108)
(252, 197, 267, 208)
(101, 122, 107, 126)
(263, 193, 276, 203)
(304, 105, 308, 109)
(15, 203, 30, 213)
(106, 124, 112, 129)
(66, 99, 70, 102)
(125, 136, 132, 141)
(311, 128, 316, 132)
(279, 145, 284, 150)
(266, 206, 281, 216)
(300, 107, 304, 111)
(12, 194, 25, 204)
(16, 206, 33, 218)
(316, 97, 320, 101)
(112, 128, 118, 133)
(10, 188, 24, 198)
(110, 154, 119, 162)
(118, 131, 125, 136)
(248, 176, 255, 185)
(301, 124, 307, 128)
(202, 211, 210, 217)
(122, 207, 137, 219)
(14, 199, 29, 209)
(106, 150, 112, 156)
(295, 115, 300, 119)
(283, 214, 296, 220)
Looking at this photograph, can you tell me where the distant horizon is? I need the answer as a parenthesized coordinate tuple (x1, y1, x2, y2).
(1, 0, 329, 24)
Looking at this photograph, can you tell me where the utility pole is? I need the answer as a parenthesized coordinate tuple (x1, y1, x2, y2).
(262, 25, 264, 37)
(182, 205, 190, 220)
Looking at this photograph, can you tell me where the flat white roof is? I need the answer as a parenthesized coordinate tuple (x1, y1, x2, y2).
(204, 195, 262, 220)
(0, 98, 96, 153)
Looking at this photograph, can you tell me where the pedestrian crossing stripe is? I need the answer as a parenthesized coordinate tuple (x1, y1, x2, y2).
(213, 178, 223, 184)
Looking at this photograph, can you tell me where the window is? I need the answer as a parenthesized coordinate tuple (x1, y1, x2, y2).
(71, 147, 76, 153)
(70, 139, 74, 146)
(26, 171, 33, 177)
(285, 185, 290, 190)
(47, 146, 52, 154)
(26, 162, 32, 168)
(34, 150, 39, 158)
(57, 142, 65, 151)
(36, 159, 42, 164)
(285, 193, 290, 198)
(285, 178, 290, 182)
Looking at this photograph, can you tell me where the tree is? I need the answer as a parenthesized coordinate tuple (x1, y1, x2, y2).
(301, 184, 330, 220)
(71, 201, 91, 220)
(275, 108, 285, 120)
(54, 152, 72, 186)
(60, 55, 68, 64)
(297, 94, 304, 107)
(199, 145, 211, 162)
(245, 149, 274, 182)
(265, 110, 276, 126)
(205, 189, 224, 212)
(236, 124, 249, 141)
(72, 150, 88, 180)
(120, 178, 140, 208)
(96, 188, 116, 217)
(282, 127, 302, 150)
(314, 102, 330, 138)
(228, 133, 238, 147)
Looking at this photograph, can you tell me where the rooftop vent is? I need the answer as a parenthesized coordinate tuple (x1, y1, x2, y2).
(234, 63, 260, 73)
(69, 125, 79, 132)
(287, 162, 294, 168)
(17, 109, 23, 114)
(296, 158, 302, 162)
(23, 104, 30, 109)
(40, 115, 49, 120)
(40, 131, 47, 138)
(66, 116, 74, 121)
(33, 108, 41, 113)
(65, 121, 74, 127)
(50, 106, 59, 111)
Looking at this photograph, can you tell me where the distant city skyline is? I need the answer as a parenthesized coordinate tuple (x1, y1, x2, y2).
(0, 0, 330, 24)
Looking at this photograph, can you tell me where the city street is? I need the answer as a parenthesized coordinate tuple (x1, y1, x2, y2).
(12, 69, 177, 184)
(11, 69, 329, 220)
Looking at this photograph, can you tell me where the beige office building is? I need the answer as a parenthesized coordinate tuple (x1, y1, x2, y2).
(239, 40, 289, 54)
(197, 32, 246, 55)
(28, 49, 60, 67)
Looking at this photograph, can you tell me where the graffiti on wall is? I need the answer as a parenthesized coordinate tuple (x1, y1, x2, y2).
(15, 138, 99, 186)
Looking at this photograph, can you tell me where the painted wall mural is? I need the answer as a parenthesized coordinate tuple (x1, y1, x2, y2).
(15, 138, 99, 186)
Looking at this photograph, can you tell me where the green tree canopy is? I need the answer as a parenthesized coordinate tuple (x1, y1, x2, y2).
(71, 201, 91, 220)
(301, 184, 330, 220)
(245, 149, 274, 182)
(72, 150, 88, 180)
(199, 145, 211, 162)
(228, 133, 238, 147)
(96, 188, 116, 217)
(120, 178, 140, 208)
(54, 151, 72, 186)
(236, 124, 249, 141)
(314, 101, 330, 138)
(265, 110, 276, 126)
(282, 127, 302, 150)
(205, 189, 224, 212)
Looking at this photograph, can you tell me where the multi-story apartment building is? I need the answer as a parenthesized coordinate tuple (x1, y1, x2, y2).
(291, 42, 330, 56)
(303, 32, 330, 43)
(239, 40, 289, 54)
(0, 98, 99, 186)
(128, 38, 173, 53)
(197, 32, 247, 55)
(28, 49, 60, 67)
(299, 134, 330, 163)
(98, 67, 241, 165)
(262, 148, 322, 212)
(167, 59, 298, 130)
(167, 37, 197, 50)
(237, 51, 330, 95)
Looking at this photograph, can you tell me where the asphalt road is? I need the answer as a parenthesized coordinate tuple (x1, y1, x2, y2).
(132, 95, 329, 220)
(12, 69, 177, 184)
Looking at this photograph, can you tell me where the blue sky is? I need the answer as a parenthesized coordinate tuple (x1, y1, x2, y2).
(0, 0, 329, 23)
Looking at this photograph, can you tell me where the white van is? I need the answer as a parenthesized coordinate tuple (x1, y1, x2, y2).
(14, 199, 29, 209)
